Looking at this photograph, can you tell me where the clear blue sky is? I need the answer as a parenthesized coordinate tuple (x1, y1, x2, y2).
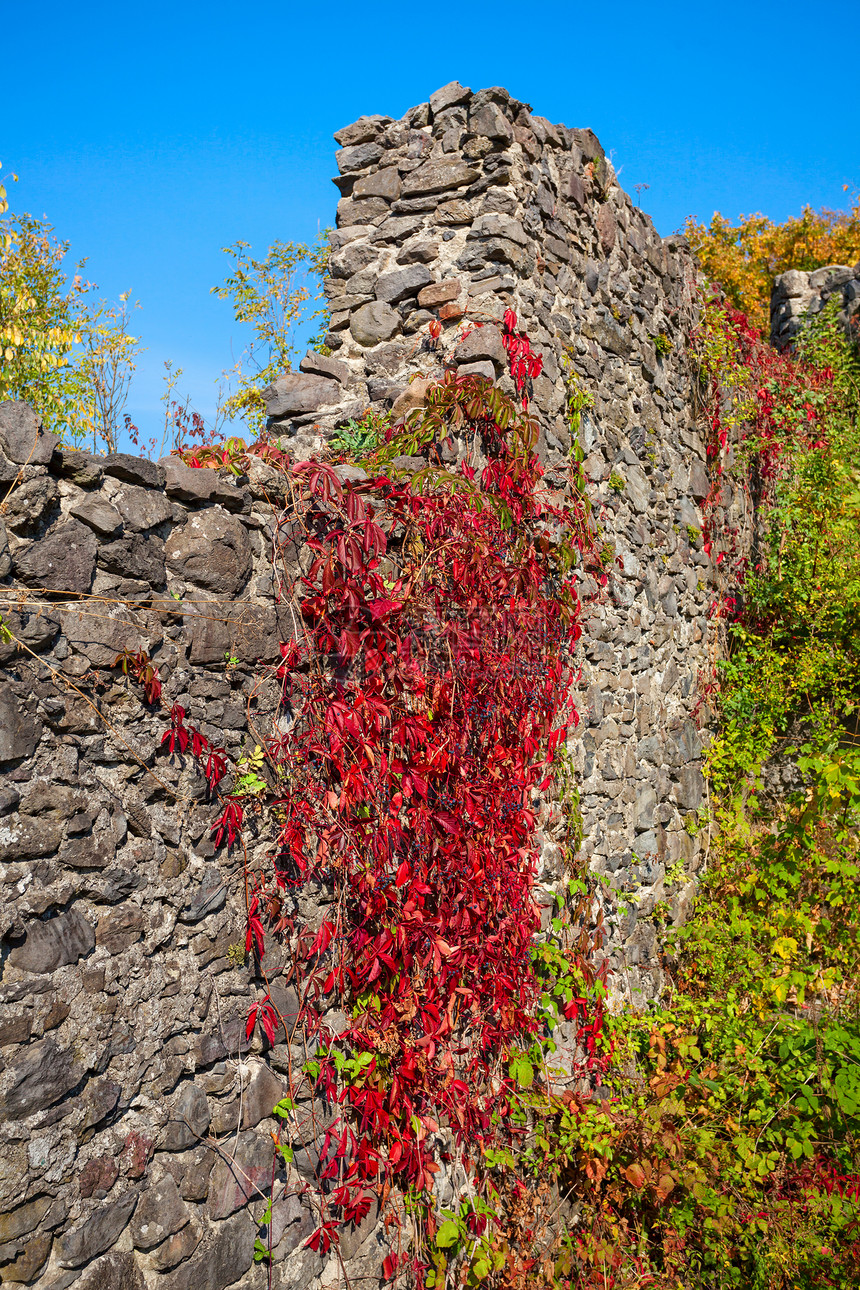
(5, 0, 859, 445)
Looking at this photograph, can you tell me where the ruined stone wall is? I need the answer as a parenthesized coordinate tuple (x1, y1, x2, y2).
(771, 262, 860, 349)
(1, 82, 721, 1290)
(267, 80, 716, 1012)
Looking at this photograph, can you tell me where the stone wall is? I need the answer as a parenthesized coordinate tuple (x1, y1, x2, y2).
(1, 82, 720, 1290)
(771, 262, 860, 349)
(267, 80, 716, 1012)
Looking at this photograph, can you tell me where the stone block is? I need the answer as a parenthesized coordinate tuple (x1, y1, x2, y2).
(0, 401, 59, 465)
(13, 518, 97, 593)
(429, 81, 472, 116)
(349, 300, 401, 346)
(375, 264, 433, 303)
(131, 1174, 189, 1251)
(55, 1194, 138, 1268)
(453, 324, 506, 370)
(8, 908, 94, 973)
(262, 373, 341, 418)
(401, 159, 479, 197)
(69, 494, 124, 537)
(0, 690, 43, 764)
(95, 903, 147, 952)
(165, 510, 252, 597)
(102, 453, 164, 489)
(353, 166, 401, 200)
(335, 142, 384, 173)
(162, 1083, 211, 1151)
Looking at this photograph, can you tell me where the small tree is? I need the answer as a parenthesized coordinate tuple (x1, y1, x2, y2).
(0, 168, 142, 450)
(211, 235, 330, 435)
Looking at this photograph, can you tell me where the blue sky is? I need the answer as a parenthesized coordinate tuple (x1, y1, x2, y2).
(5, 0, 859, 445)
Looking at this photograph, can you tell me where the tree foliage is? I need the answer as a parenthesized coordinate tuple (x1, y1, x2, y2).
(211, 235, 330, 434)
(0, 170, 142, 450)
(686, 194, 860, 332)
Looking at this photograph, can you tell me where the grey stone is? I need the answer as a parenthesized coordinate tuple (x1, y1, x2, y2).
(2, 474, 59, 533)
(689, 459, 710, 500)
(633, 830, 658, 859)
(675, 766, 704, 810)
(102, 453, 165, 489)
(0, 814, 62, 860)
(0, 401, 59, 465)
(430, 81, 472, 116)
(468, 213, 527, 245)
(0, 517, 9, 578)
(568, 173, 587, 209)
(69, 494, 124, 537)
(329, 240, 379, 280)
(0, 690, 42, 763)
(241, 1064, 286, 1129)
(162, 1211, 254, 1290)
(97, 533, 166, 584)
(371, 215, 426, 244)
(55, 1193, 138, 1268)
(60, 835, 116, 870)
(0, 1038, 84, 1121)
(0, 605, 59, 659)
(57, 604, 154, 667)
(333, 115, 389, 148)
(581, 318, 631, 360)
(354, 167, 401, 200)
(336, 195, 390, 227)
(637, 736, 663, 764)
(131, 1174, 189, 1251)
(165, 510, 252, 597)
(375, 264, 433, 304)
(0, 785, 20, 815)
(8, 908, 95, 973)
(162, 1083, 211, 1151)
(596, 205, 616, 255)
(0, 1195, 54, 1243)
(469, 101, 513, 142)
(401, 159, 480, 197)
(453, 324, 506, 371)
(112, 484, 172, 531)
(74, 1251, 146, 1290)
(208, 1130, 274, 1218)
(13, 518, 98, 593)
(299, 352, 349, 384)
(635, 784, 657, 829)
(396, 238, 439, 265)
(95, 903, 147, 952)
(335, 142, 384, 173)
(180, 872, 226, 923)
(350, 301, 402, 347)
(269, 1193, 314, 1258)
(55, 447, 104, 487)
(434, 198, 475, 225)
(458, 361, 495, 380)
(263, 373, 341, 418)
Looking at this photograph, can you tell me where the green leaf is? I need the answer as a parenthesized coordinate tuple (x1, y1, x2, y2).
(436, 1220, 461, 1249)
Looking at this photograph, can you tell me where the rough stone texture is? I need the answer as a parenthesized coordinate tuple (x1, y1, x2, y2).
(262, 373, 341, 418)
(0, 84, 737, 1290)
(771, 263, 860, 348)
(7, 909, 95, 974)
(349, 300, 401, 346)
(0, 402, 60, 466)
